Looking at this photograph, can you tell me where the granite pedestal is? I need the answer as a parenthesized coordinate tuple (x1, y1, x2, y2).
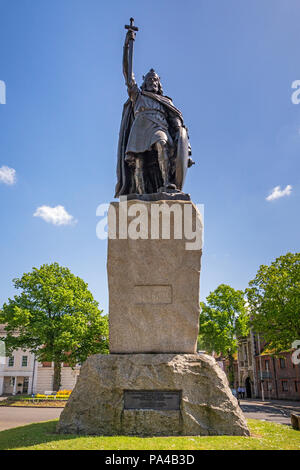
(58, 199, 249, 436)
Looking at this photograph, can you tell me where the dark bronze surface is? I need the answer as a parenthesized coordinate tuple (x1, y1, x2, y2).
(125, 190, 191, 201)
(124, 390, 181, 410)
(115, 19, 195, 198)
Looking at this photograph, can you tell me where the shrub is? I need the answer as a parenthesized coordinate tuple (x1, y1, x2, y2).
(56, 390, 72, 396)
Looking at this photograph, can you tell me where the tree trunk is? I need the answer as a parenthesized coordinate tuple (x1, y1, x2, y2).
(228, 354, 235, 388)
(53, 361, 62, 391)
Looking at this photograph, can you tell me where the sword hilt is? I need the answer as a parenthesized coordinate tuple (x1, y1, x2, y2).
(125, 17, 139, 32)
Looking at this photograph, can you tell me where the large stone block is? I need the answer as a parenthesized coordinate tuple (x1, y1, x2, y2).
(107, 199, 203, 354)
(58, 353, 249, 436)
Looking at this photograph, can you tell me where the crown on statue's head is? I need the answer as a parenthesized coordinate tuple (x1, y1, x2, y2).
(142, 68, 160, 80)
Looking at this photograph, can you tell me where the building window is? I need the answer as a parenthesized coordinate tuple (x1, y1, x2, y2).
(265, 359, 270, 371)
(282, 381, 288, 392)
(295, 381, 300, 392)
(279, 358, 286, 369)
(8, 356, 14, 367)
(21, 356, 28, 367)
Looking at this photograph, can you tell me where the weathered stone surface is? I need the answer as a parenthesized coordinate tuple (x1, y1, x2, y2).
(108, 200, 203, 354)
(58, 353, 249, 436)
(291, 413, 300, 430)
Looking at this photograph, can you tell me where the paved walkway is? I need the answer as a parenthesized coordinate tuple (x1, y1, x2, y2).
(0, 407, 62, 431)
(240, 399, 300, 426)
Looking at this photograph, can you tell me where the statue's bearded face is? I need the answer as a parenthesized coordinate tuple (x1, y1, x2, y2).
(145, 75, 159, 93)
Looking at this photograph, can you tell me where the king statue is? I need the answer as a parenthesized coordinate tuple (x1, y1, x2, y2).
(115, 18, 195, 198)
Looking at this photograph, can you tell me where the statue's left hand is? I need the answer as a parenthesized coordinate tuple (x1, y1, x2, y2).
(173, 125, 181, 143)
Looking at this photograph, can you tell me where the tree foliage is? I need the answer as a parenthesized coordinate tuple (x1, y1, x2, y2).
(200, 284, 249, 356)
(199, 284, 249, 386)
(0, 263, 108, 389)
(246, 252, 300, 353)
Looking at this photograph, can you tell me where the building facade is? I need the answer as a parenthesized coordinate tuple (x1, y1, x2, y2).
(237, 330, 258, 398)
(0, 349, 36, 395)
(35, 362, 80, 394)
(0, 325, 80, 395)
(0, 356, 80, 395)
(237, 331, 300, 401)
(0, 324, 36, 395)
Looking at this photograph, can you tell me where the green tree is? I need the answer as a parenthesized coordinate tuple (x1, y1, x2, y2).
(0, 263, 108, 390)
(199, 284, 249, 387)
(246, 252, 300, 353)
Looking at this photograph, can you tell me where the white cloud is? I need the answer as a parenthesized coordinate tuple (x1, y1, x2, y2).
(33, 205, 77, 226)
(266, 185, 292, 201)
(0, 166, 16, 185)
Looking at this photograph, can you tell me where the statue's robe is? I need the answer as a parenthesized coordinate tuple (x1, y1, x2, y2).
(115, 84, 188, 197)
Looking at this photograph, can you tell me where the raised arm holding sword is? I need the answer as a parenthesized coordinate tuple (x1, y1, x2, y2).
(115, 18, 194, 198)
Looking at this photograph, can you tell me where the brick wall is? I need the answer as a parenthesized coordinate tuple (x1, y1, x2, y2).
(255, 352, 300, 401)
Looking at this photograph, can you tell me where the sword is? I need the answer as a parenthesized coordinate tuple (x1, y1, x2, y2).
(124, 18, 139, 83)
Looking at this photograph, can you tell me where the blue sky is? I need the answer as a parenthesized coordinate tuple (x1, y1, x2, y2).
(0, 0, 299, 314)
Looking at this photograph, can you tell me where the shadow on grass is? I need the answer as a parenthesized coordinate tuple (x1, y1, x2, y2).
(0, 420, 77, 450)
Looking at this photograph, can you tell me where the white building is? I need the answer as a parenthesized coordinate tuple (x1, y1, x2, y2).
(0, 324, 35, 395)
(0, 348, 36, 395)
(35, 361, 80, 394)
(0, 325, 80, 395)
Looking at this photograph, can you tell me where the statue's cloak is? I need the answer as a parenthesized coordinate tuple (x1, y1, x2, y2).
(114, 91, 186, 198)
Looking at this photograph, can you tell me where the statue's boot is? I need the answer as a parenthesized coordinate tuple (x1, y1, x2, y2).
(134, 158, 145, 194)
(156, 140, 176, 191)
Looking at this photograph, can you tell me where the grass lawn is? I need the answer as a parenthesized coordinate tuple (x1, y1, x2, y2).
(0, 419, 299, 450)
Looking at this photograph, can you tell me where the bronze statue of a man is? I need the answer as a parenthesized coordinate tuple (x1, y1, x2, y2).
(115, 19, 194, 198)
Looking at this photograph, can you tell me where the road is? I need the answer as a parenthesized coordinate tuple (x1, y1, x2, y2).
(0, 407, 62, 431)
(240, 399, 300, 426)
(0, 399, 299, 431)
